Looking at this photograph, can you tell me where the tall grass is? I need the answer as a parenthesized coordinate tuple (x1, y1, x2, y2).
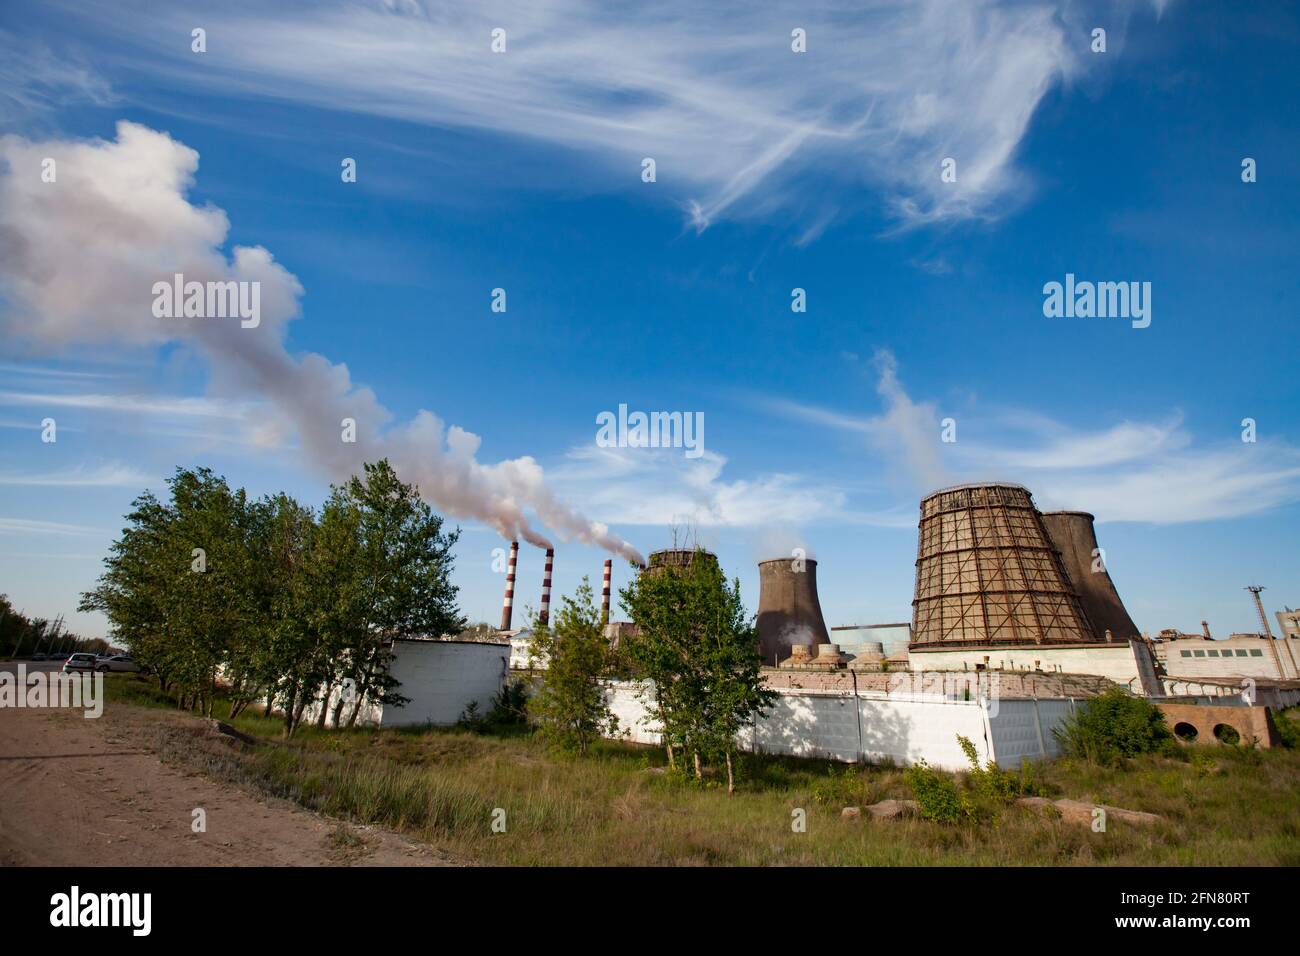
(105, 674, 1300, 866)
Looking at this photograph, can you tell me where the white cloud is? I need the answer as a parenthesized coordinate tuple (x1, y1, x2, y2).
(0, 462, 155, 488)
(0, 517, 106, 537)
(0, 121, 642, 561)
(552, 444, 850, 528)
(40, 0, 1149, 232)
(0, 391, 252, 420)
(765, 351, 1300, 524)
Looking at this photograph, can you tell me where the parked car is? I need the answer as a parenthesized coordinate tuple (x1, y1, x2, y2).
(96, 655, 140, 673)
(63, 652, 99, 673)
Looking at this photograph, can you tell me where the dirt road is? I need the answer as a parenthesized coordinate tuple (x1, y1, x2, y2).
(0, 703, 450, 866)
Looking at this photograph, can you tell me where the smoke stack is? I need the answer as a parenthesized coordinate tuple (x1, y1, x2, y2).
(1039, 510, 1139, 643)
(499, 541, 518, 631)
(757, 557, 831, 666)
(601, 559, 612, 625)
(538, 547, 554, 627)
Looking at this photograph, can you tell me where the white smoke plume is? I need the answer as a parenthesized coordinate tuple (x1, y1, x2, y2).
(0, 121, 644, 563)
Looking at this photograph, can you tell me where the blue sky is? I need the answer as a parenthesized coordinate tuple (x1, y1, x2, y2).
(0, 0, 1297, 639)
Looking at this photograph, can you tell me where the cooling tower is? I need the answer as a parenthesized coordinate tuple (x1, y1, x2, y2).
(641, 548, 718, 578)
(911, 483, 1096, 648)
(1040, 511, 1139, 643)
(757, 558, 831, 665)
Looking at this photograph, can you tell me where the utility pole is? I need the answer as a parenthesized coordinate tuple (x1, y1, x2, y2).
(1246, 586, 1285, 680)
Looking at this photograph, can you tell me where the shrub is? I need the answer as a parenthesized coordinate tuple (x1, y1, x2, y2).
(810, 765, 864, 806)
(904, 760, 969, 824)
(458, 679, 532, 733)
(957, 734, 1042, 802)
(1274, 708, 1300, 750)
(1051, 689, 1175, 765)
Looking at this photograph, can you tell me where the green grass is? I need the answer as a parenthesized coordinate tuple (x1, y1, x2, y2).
(104, 675, 1300, 866)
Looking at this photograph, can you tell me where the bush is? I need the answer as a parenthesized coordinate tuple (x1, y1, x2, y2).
(810, 765, 864, 806)
(1274, 708, 1300, 750)
(957, 734, 1043, 802)
(458, 679, 531, 733)
(904, 760, 969, 824)
(1051, 689, 1175, 765)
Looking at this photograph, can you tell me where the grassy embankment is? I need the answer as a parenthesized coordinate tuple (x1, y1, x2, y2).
(104, 674, 1300, 865)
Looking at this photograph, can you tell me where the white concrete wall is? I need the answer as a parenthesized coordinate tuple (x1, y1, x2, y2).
(380, 640, 509, 727)
(909, 642, 1156, 693)
(600, 679, 1077, 771)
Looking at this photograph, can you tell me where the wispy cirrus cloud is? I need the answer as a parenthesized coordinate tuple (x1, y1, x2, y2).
(0, 391, 252, 420)
(28, 0, 1165, 233)
(765, 349, 1300, 524)
(0, 517, 107, 537)
(551, 444, 851, 528)
(0, 462, 155, 488)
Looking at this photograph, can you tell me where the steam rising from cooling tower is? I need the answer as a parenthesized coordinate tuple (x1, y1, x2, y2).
(0, 122, 645, 566)
(757, 557, 831, 665)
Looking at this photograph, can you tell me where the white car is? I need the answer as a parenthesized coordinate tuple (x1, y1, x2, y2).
(63, 652, 99, 673)
(96, 654, 140, 673)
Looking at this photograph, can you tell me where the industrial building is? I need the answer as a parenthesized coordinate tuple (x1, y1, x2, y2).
(347, 480, 1297, 763)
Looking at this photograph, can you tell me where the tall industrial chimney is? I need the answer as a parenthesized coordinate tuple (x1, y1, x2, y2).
(499, 540, 519, 631)
(538, 547, 554, 627)
(757, 557, 831, 666)
(1040, 511, 1139, 643)
(601, 559, 612, 625)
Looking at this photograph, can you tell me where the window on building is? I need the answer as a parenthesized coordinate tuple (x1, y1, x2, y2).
(1194, 650, 1206, 657)
(1250, 649, 1264, 657)
(1180, 650, 1192, 658)
(1236, 650, 1249, 657)
(1208, 649, 1219, 657)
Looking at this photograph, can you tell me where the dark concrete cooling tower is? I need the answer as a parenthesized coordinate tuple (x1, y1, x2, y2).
(641, 548, 718, 578)
(757, 558, 831, 665)
(912, 483, 1096, 648)
(1040, 511, 1139, 642)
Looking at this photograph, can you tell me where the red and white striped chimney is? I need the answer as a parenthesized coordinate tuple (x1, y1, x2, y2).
(601, 559, 612, 625)
(538, 547, 554, 627)
(499, 541, 519, 631)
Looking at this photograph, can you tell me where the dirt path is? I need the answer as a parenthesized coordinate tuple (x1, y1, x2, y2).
(0, 704, 453, 867)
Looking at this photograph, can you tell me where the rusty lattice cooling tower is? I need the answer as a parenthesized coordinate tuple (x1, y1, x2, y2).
(911, 483, 1096, 648)
(757, 558, 831, 665)
(1040, 511, 1139, 642)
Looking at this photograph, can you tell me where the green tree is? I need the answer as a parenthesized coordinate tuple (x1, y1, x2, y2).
(1052, 688, 1176, 765)
(526, 579, 618, 755)
(620, 550, 774, 793)
(329, 459, 466, 727)
(80, 488, 176, 689)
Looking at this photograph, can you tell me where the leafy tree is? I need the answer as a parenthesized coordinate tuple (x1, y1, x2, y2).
(322, 459, 466, 727)
(1052, 688, 1176, 765)
(80, 488, 176, 688)
(526, 579, 618, 754)
(620, 550, 774, 792)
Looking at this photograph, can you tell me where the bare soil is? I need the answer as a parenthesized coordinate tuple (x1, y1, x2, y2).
(0, 704, 453, 866)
